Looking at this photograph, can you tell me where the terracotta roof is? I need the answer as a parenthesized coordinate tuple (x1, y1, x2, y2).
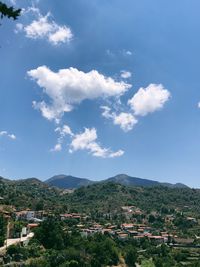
(28, 223, 39, 228)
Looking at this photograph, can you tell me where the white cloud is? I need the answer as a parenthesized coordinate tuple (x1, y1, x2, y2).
(128, 84, 170, 116)
(101, 106, 113, 119)
(69, 128, 124, 158)
(108, 150, 124, 158)
(102, 84, 170, 131)
(16, 10, 73, 45)
(0, 131, 16, 140)
(9, 134, 16, 140)
(101, 106, 137, 132)
(51, 143, 62, 152)
(25, 13, 54, 38)
(28, 66, 131, 122)
(51, 124, 73, 152)
(113, 112, 137, 132)
(52, 126, 124, 158)
(198, 102, 200, 108)
(48, 26, 72, 45)
(55, 125, 74, 137)
(123, 50, 132, 56)
(32, 100, 72, 124)
(120, 70, 132, 79)
(21, 7, 41, 16)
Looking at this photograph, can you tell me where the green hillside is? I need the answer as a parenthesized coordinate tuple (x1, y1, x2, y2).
(0, 176, 200, 215)
(0, 177, 62, 211)
(63, 182, 200, 214)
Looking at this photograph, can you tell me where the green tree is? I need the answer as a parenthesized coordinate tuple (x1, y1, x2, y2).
(28, 257, 50, 267)
(88, 234, 119, 266)
(148, 214, 156, 223)
(0, 2, 21, 20)
(34, 217, 64, 250)
(125, 247, 138, 267)
(0, 1, 21, 20)
(0, 214, 7, 246)
(6, 244, 28, 262)
(65, 260, 79, 267)
(154, 257, 163, 267)
(35, 200, 44, 211)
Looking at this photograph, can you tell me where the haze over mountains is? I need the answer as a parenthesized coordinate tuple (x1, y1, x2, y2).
(45, 174, 189, 189)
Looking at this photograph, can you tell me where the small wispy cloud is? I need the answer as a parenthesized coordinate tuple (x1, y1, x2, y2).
(51, 125, 124, 158)
(120, 70, 132, 79)
(101, 106, 137, 132)
(51, 125, 74, 152)
(124, 50, 132, 56)
(15, 8, 73, 45)
(69, 128, 124, 158)
(0, 131, 16, 140)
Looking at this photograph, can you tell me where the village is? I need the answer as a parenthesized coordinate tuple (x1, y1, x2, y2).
(0, 203, 199, 252)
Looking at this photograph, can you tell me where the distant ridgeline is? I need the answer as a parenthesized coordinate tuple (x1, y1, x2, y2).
(0, 174, 198, 214)
(45, 173, 189, 190)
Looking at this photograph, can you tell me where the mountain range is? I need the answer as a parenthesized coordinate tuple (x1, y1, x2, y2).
(45, 174, 188, 189)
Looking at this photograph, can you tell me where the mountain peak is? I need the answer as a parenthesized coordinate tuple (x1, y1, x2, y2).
(113, 174, 130, 178)
(45, 174, 93, 189)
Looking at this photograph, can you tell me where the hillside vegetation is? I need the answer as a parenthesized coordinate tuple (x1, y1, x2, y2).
(0, 177, 199, 214)
(0, 177, 62, 211)
(64, 182, 200, 214)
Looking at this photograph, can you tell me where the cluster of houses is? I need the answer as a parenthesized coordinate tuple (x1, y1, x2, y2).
(12, 208, 174, 244)
(79, 222, 173, 244)
(0, 204, 199, 248)
(58, 206, 199, 246)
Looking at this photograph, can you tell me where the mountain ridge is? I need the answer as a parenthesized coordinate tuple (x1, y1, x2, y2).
(45, 173, 189, 189)
(0, 174, 189, 190)
(45, 174, 94, 189)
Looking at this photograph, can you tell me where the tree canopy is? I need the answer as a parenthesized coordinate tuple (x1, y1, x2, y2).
(0, 214, 7, 246)
(0, 1, 21, 20)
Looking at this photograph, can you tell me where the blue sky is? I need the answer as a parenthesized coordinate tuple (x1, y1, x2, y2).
(1, 0, 200, 187)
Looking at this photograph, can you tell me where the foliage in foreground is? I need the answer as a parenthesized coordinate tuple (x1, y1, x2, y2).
(0, 1, 21, 20)
(3, 218, 200, 267)
(0, 214, 6, 246)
